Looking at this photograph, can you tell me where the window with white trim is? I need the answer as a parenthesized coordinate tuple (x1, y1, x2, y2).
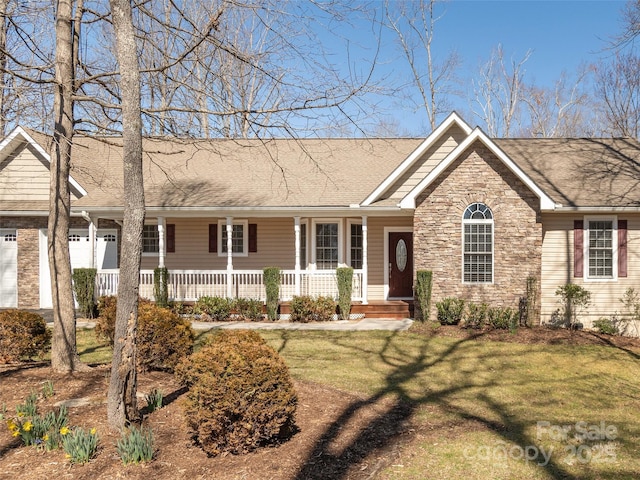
(218, 220, 248, 256)
(315, 222, 339, 269)
(463, 203, 493, 283)
(587, 219, 614, 278)
(142, 225, 159, 254)
(349, 222, 363, 269)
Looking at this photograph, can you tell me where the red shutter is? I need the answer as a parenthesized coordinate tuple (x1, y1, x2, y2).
(166, 224, 175, 253)
(209, 224, 217, 253)
(619, 220, 628, 278)
(574, 220, 583, 278)
(249, 223, 257, 253)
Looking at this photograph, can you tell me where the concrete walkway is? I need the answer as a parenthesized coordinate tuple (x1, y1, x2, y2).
(30, 308, 413, 332)
(69, 316, 413, 332)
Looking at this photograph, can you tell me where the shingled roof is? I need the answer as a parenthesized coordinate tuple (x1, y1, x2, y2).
(495, 137, 640, 208)
(13, 127, 640, 213)
(42, 134, 422, 210)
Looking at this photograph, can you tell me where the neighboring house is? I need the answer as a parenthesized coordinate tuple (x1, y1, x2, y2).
(1, 112, 639, 326)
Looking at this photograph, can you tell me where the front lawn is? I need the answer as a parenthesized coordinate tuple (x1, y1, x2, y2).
(255, 327, 640, 480)
(74, 324, 640, 479)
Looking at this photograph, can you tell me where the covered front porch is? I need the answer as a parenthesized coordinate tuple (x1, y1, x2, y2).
(95, 268, 365, 303)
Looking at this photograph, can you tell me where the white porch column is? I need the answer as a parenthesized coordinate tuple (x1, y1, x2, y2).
(294, 216, 301, 296)
(362, 216, 368, 304)
(226, 216, 233, 298)
(157, 217, 166, 268)
(88, 218, 96, 269)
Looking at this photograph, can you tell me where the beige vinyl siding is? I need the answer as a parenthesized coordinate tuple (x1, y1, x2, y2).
(0, 146, 51, 201)
(541, 213, 640, 327)
(141, 218, 297, 271)
(389, 125, 467, 200)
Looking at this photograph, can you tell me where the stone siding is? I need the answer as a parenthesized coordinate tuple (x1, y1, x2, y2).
(413, 141, 542, 323)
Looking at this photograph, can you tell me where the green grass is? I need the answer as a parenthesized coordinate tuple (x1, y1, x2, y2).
(76, 328, 113, 364)
(76, 326, 640, 479)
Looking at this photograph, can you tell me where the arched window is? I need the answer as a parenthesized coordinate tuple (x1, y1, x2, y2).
(463, 203, 493, 283)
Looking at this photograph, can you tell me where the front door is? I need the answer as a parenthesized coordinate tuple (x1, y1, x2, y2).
(388, 232, 413, 298)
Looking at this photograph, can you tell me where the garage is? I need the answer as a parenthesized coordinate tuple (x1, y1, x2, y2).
(0, 229, 17, 308)
(39, 228, 118, 308)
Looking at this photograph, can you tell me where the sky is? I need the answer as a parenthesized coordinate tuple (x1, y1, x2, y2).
(340, 0, 629, 135)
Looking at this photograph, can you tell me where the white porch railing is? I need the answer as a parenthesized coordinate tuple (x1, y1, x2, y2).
(96, 269, 364, 303)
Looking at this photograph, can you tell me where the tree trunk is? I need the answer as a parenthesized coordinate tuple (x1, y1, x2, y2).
(50, 0, 85, 374)
(107, 0, 144, 430)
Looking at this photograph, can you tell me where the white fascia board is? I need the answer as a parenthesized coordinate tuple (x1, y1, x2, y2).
(361, 112, 473, 206)
(399, 127, 556, 211)
(0, 126, 88, 197)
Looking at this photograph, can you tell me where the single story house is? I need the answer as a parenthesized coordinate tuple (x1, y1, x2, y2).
(1, 112, 639, 326)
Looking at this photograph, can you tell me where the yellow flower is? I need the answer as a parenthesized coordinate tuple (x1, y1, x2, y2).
(23, 421, 32, 432)
(11, 430, 20, 437)
(43, 434, 49, 441)
(17, 412, 24, 418)
(59, 426, 70, 436)
(6, 420, 17, 431)
(90, 428, 97, 435)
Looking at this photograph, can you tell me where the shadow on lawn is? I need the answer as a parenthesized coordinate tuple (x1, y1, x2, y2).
(285, 329, 588, 480)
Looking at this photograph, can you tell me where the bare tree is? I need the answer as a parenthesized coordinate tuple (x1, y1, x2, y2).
(49, 0, 89, 373)
(612, 0, 640, 49)
(521, 69, 591, 137)
(593, 52, 640, 138)
(106, 0, 146, 430)
(384, 0, 459, 132)
(472, 45, 531, 137)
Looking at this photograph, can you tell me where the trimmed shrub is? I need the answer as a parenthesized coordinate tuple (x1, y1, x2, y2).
(555, 283, 591, 329)
(487, 306, 518, 330)
(593, 317, 619, 335)
(436, 297, 465, 325)
(524, 275, 538, 327)
(415, 270, 433, 322)
(263, 267, 280, 321)
(95, 295, 118, 344)
(0, 310, 51, 363)
(193, 296, 232, 321)
(72, 268, 97, 318)
(137, 302, 195, 372)
(175, 330, 297, 456)
(153, 267, 169, 308)
(336, 267, 353, 320)
(289, 295, 336, 322)
(464, 302, 488, 329)
(232, 298, 264, 322)
(94, 297, 194, 372)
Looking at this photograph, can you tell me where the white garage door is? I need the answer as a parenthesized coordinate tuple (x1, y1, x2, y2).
(0, 229, 18, 308)
(39, 229, 118, 308)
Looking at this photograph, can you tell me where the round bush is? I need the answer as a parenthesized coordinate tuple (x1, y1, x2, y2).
(0, 309, 51, 363)
(94, 297, 194, 372)
(175, 330, 297, 456)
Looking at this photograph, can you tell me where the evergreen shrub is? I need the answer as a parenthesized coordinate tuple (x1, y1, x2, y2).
(175, 330, 297, 456)
(0, 310, 51, 363)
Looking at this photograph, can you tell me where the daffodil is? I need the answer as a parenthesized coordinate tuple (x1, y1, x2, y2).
(60, 426, 70, 436)
(90, 428, 97, 435)
(11, 430, 20, 437)
(23, 421, 32, 432)
(43, 434, 49, 441)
